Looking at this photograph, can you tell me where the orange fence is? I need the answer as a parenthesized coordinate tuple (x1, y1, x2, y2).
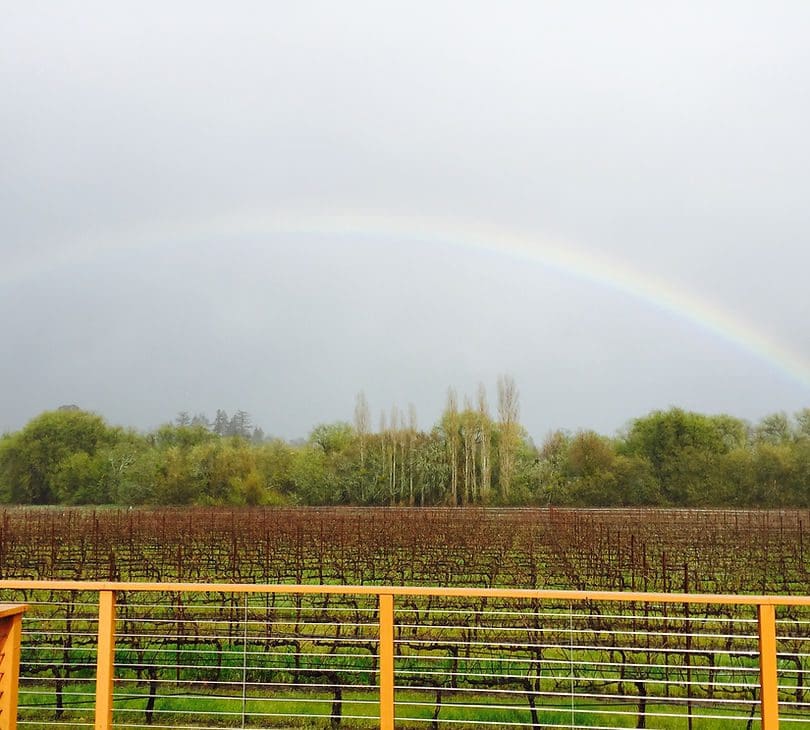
(0, 604, 28, 730)
(1, 581, 809, 728)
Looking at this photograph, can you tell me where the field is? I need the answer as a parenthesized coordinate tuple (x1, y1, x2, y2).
(1, 507, 809, 728)
(3, 506, 809, 591)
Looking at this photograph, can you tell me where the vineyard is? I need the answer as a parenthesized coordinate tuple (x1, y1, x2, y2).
(2, 507, 808, 592)
(1, 507, 809, 728)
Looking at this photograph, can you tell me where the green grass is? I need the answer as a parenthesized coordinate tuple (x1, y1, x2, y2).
(17, 684, 765, 729)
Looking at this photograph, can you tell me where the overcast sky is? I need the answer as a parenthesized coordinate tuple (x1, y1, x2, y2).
(2, 2, 809, 441)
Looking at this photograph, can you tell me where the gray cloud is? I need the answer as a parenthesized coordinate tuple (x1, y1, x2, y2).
(2, 2, 809, 439)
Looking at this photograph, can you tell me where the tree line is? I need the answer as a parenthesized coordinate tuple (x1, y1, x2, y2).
(2, 380, 809, 507)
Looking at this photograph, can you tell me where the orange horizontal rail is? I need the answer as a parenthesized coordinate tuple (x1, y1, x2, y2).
(2, 578, 810, 605)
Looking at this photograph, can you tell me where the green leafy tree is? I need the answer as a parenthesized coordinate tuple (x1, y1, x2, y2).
(152, 424, 215, 450)
(620, 408, 742, 505)
(612, 454, 661, 505)
(52, 451, 107, 504)
(795, 408, 810, 440)
(414, 430, 451, 506)
(790, 439, 810, 505)
(309, 422, 354, 455)
(0, 410, 119, 503)
(154, 446, 198, 504)
(255, 439, 296, 497)
(536, 430, 572, 504)
(716, 448, 756, 505)
(755, 412, 793, 445)
(751, 443, 795, 505)
(289, 447, 334, 504)
(566, 431, 621, 506)
(116, 448, 164, 504)
(100, 433, 149, 504)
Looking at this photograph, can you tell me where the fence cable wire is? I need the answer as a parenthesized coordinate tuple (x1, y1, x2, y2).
(570, 600, 575, 729)
(241, 594, 248, 728)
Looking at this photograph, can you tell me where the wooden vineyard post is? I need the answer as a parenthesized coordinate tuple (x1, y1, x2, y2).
(379, 593, 395, 730)
(757, 603, 779, 730)
(95, 591, 117, 730)
(0, 604, 28, 730)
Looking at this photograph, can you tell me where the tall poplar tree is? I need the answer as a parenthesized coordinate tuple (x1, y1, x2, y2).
(497, 374, 520, 500)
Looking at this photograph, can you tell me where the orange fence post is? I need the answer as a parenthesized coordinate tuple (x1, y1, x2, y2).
(95, 591, 116, 730)
(0, 604, 28, 730)
(757, 603, 779, 730)
(379, 593, 395, 730)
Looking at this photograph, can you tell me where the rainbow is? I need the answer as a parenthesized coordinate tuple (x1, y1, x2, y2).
(7, 209, 810, 389)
